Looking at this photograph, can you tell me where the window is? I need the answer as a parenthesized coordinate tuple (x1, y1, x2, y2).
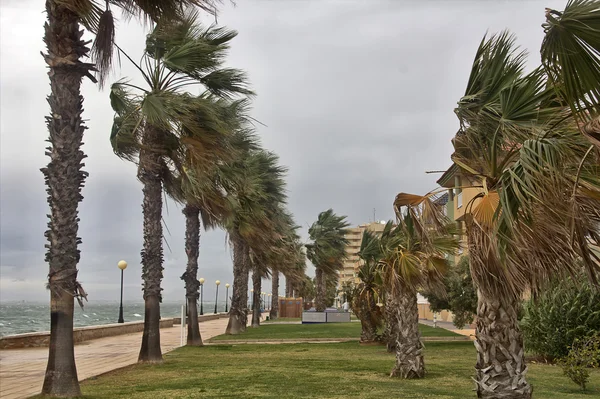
(456, 191, 463, 209)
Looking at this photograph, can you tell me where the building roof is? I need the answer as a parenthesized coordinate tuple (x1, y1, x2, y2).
(436, 163, 459, 188)
(432, 192, 449, 206)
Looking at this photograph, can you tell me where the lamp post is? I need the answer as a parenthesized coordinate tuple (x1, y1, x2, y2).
(117, 260, 127, 323)
(268, 293, 272, 311)
(214, 280, 221, 314)
(199, 278, 205, 315)
(250, 288, 254, 308)
(225, 283, 230, 312)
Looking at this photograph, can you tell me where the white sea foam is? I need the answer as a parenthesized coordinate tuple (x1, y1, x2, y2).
(133, 313, 142, 317)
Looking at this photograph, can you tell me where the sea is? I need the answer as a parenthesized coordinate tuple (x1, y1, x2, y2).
(0, 300, 227, 337)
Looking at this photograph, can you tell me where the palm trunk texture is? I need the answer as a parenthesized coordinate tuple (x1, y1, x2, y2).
(270, 270, 279, 320)
(390, 286, 424, 379)
(181, 205, 202, 346)
(226, 232, 249, 334)
(474, 292, 532, 398)
(285, 277, 292, 298)
(315, 267, 326, 311)
(137, 125, 164, 363)
(357, 290, 378, 343)
(252, 267, 262, 327)
(383, 295, 399, 353)
(41, 0, 94, 395)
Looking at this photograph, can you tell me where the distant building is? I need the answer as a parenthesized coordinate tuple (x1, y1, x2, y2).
(337, 221, 387, 290)
(436, 163, 483, 263)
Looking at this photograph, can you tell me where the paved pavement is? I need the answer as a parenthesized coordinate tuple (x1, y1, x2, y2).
(0, 316, 472, 399)
(419, 319, 476, 340)
(0, 316, 235, 399)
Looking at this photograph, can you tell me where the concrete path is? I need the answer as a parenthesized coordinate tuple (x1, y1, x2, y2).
(0, 316, 232, 399)
(419, 319, 476, 340)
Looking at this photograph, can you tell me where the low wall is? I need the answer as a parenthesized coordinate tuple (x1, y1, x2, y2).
(302, 311, 351, 324)
(0, 318, 174, 350)
(172, 312, 228, 325)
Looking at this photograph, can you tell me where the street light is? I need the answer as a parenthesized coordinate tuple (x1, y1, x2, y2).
(199, 278, 205, 315)
(225, 283, 230, 312)
(268, 293, 272, 311)
(117, 260, 127, 323)
(214, 280, 221, 314)
(250, 288, 254, 308)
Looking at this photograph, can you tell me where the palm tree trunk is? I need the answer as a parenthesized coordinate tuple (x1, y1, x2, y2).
(315, 267, 326, 311)
(270, 270, 279, 320)
(226, 231, 249, 334)
(251, 266, 261, 327)
(285, 276, 292, 297)
(181, 205, 202, 346)
(357, 290, 378, 343)
(41, 0, 94, 395)
(137, 125, 164, 363)
(383, 294, 399, 353)
(390, 286, 424, 378)
(474, 291, 532, 398)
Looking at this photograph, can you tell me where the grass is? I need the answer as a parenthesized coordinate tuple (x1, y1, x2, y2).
(75, 341, 599, 398)
(209, 322, 460, 341)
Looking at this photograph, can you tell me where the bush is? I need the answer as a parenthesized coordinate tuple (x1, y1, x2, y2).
(559, 332, 600, 390)
(521, 275, 600, 361)
(423, 256, 477, 329)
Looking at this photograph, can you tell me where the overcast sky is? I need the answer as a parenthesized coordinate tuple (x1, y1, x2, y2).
(0, 0, 564, 303)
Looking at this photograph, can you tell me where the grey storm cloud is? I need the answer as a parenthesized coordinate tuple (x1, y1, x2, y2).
(0, 0, 566, 303)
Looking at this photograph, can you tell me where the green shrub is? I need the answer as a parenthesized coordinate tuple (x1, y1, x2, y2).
(559, 332, 600, 390)
(521, 276, 600, 361)
(423, 256, 477, 329)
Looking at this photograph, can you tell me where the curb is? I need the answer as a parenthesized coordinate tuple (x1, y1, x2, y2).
(206, 336, 470, 345)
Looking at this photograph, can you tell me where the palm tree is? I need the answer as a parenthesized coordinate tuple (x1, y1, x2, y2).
(41, 0, 217, 396)
(270, 227, 304, 320)
(353, 230, 383, 343)
(400, 6, 599, 393)
(306, 209, 350, 311)
(223, 150, 287, 333)
(110, 14, 252, 361)
(162, 98, 252, 345)
(452, 23, 599, 396)
(378, 198, 459, 379)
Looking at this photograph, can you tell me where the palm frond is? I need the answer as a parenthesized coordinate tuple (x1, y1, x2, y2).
(541, 0, 600, 120)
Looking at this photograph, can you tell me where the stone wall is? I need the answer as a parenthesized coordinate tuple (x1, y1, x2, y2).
(172, 312, 228, 325)
(0, 318, 174, 349)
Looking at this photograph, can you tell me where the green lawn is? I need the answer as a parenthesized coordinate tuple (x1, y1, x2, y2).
(76, 341, 599, 398)
(209, 322, 459, 341)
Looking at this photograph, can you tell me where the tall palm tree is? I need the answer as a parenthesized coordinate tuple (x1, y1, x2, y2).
(453, 24, 599, 397)
(270, 224, 304, 320)
(378, 199, 459, 379)
(306, 209, 349, 311)
(223, 150, 288, 333)
(41, 0, 217, 396)
(398, 6, 599, 393)
(353, 230, 383, 343)
(161, 98, 253, 345)
(110, 13, 251, 361)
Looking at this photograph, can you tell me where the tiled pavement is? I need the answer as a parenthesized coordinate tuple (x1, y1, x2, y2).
(0, 315, 234, 399)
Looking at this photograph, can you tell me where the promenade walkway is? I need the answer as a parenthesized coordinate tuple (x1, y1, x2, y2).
(0, 316, 233, 399)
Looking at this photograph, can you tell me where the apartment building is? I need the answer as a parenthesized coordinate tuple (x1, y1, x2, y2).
(337, 221, 387, 288)
(436, 163, 483, 262)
